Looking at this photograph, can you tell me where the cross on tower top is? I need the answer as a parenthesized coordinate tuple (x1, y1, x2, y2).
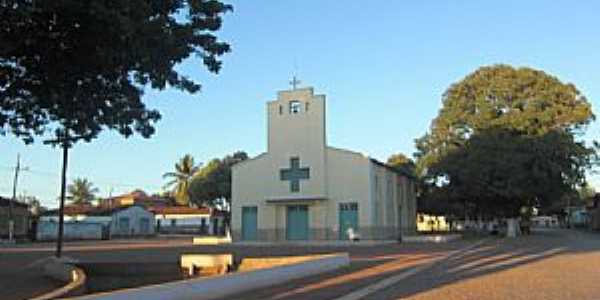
(289, 75, 301, 90)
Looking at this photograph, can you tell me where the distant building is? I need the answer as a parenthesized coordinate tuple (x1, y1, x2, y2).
(149, 206, 225, 235)
(0, 196, 30, 239)
(531, 215, 560, 228)
(565, 206, 588, 228)
(99, 190, 173, 209)
(38, 205, 155, 240)
(109, 206, 155, 237)
(417, 214, 450, 232)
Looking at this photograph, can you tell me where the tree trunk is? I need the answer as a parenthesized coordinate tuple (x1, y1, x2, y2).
(56, 141, 69, 257)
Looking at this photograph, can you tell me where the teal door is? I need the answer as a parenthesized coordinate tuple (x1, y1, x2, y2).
(242, 206, 258, 240)
(286, 205, 309, 240)
(339, 203, 359, 240)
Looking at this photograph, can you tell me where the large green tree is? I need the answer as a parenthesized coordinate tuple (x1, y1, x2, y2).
(429, 128, 595, 217)
(163, 154, 201, 206)
(1, 0, 232, 256)
(67, 178, 99, 205)
(416, 65, 596, 217)
(189, 151, 248, 209)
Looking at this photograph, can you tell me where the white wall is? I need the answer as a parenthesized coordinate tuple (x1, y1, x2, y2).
(110, 206, 155, 236)
(37, 221, 104, 241)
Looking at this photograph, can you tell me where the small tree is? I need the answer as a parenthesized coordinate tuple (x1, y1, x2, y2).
(67, 178, 98, 205)
(163, 154, 201, 206)
(189, 151, 248, 210)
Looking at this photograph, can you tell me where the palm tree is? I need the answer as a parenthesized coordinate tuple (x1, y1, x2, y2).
(67, 178, 98, 205)
(163, 154, 200, 206)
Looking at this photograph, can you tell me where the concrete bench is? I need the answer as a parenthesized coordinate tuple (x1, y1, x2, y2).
(180, 254, 233, 277)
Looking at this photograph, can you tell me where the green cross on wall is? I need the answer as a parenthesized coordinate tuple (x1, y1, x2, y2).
(280, 157, 310, 192)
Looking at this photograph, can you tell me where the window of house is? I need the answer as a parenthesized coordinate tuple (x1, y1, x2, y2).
(279, 105, 283, 115)
(289, 100, 301, 114)
(305, 102, 309, 112)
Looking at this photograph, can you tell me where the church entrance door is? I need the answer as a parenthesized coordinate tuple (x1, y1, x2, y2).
(286, 205, 309, 240)
(339, 203, 359, 240)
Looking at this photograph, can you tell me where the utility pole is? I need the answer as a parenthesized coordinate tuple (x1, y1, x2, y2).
(9, 154, 27, 242)
(56, 137, 70, 258)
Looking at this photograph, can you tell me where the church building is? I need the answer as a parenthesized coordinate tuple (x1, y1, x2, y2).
(231, 85, 417, 241)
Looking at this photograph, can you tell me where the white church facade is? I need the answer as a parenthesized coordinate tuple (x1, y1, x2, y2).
(231, 86, 417, 241)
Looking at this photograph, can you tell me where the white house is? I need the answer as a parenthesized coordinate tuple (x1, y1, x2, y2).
(231, 86, 417, 241)
(109, 206, 155, 237)
(38, 205, 154, 240)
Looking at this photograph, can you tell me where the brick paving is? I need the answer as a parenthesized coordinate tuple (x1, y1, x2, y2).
(5, 230, 597, 300)
(363, 229, 600, 300)
(0, 238, 469, 300)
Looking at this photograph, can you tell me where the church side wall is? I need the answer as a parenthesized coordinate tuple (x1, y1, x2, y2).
(325, 148, 371, 240)
(400, 177, 417, 235)
(366, 163, 400, 240)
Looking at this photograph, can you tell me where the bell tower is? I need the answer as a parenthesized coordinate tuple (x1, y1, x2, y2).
(266, 82, 327, 196)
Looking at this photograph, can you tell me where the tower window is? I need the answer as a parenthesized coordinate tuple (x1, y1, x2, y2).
(289, 101, 301, 114)
(305, 102, 309, 112)
(279, 105, 283, 115)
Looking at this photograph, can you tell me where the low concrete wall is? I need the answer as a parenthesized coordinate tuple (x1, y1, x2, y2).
(180, 254, 233, 276)
(192, 236, 231, 245)
(71, 253, 349, 300)
(238, 255, 319, 272)
(37, 222, 104, 241)
(31, 257, 87, 300)
(403, 234, 462, 243)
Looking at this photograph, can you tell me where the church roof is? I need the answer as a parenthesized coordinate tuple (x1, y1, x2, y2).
(369, 158, 416, 180)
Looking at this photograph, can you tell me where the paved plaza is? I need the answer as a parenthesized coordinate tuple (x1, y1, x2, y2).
(1, 229, 599, 300)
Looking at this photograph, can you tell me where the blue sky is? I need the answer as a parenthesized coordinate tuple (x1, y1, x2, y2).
(2, 1, 600, 208)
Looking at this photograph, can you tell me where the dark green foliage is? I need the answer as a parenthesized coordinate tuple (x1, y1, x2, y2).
(415, 64, 594, 173)
(189, 151, 247, 208)
(416, 65, 596, 217)
(67, 177, 99, 205)
(427, 128, 596, 217)
(163, 154, 200, 206)
(0, 0, 232, 144)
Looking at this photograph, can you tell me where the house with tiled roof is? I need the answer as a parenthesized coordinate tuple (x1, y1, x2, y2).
(38, 205, 155, 240)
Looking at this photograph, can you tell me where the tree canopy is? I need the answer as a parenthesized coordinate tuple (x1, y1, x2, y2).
(163, 154, 200, 206)
(67, 177, 98, 205)
(415, 64, 594, 173)
(416, 65, 596, 217)
(189, 151, 247, 209)
(0, 0, 232, 144)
